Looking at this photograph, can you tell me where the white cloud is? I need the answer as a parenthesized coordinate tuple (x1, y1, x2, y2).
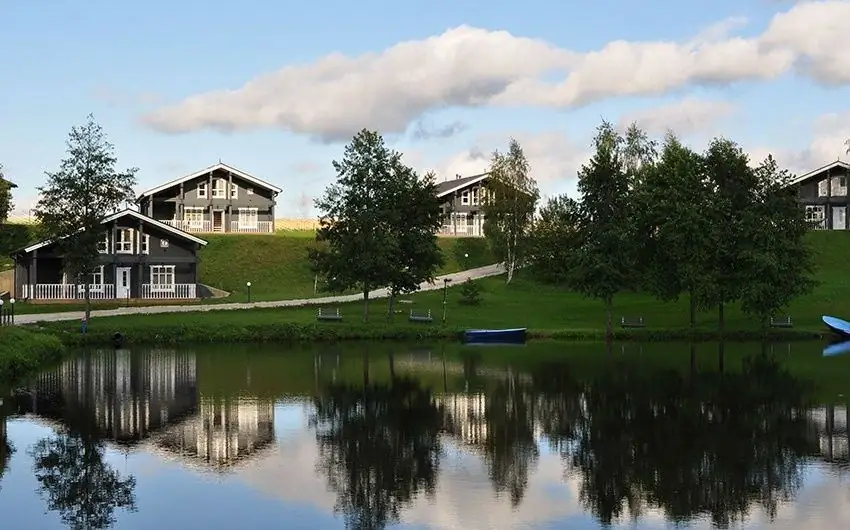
(140, 1, 850, 142)
(618, 98, 737, 136)
(748, 110, 850, 174)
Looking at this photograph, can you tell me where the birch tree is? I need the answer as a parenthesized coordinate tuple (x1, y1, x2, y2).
(33, 115, 137, 320)
(483, 139, 539, 283)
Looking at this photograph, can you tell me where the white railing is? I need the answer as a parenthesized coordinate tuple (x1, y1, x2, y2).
(437, 225, 480, 237)
(141, 283, 197, 299)
(26, 284, 115, 300)
(160, 219, 211, 233)
(229, 221, 273, 233)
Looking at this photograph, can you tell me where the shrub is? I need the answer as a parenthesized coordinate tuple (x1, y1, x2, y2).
(458, 278, 482, 306)
(0, 327, 65, 382)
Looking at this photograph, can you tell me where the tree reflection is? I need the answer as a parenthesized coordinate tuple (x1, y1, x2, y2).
(29, 433, 136, 529)
(540, 352, 817, 527)
(311, 356, 443, 530)
(0, 413, 12, 491)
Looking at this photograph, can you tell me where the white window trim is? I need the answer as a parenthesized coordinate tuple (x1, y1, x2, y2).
(88, 266, 105, 292)
(197, 182, 208, 198)
(141, 234, 150, 255)
(238, 207, 259, 229)
(461, 190, 470, 205)
(246, 187, 254, 195)
(150, 265, 176, 292)
(230, 182, 238, 199)
(183, 206, 205, 229)
(471, 187, 480, 206)
(115, 228, 134, 254)
(97, 233, 109, 254)
(212, 178, 227, 198)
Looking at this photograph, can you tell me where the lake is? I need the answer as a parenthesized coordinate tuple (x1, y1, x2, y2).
(0, 340, 848, 529)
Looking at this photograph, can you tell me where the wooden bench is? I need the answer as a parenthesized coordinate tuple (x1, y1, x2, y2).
(317, 307, 342, 321)
(409, 309, 433, 323)
(620, 316, 645, 328)
(769, 315, 793, 328)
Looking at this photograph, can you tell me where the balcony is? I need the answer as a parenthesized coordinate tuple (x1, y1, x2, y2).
(160, 219, 211, 233)
(23, 284, 115, 300)
(437, 224, 481, 237)
(229, 221, 273, 233)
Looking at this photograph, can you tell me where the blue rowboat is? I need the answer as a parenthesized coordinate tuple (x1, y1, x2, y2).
(464, 328, 526, 344)
(823, 340, 850, 357)
(823, 315, 850, 338)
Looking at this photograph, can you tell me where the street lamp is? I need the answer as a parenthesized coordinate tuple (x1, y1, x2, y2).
(441, 278, 452, 324)
(0, 299, 4, 326)
(8, 298, 14, 325)
(246, 281, 252, 303)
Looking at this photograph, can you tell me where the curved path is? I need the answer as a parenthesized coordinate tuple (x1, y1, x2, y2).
(15, 264, 505, 325)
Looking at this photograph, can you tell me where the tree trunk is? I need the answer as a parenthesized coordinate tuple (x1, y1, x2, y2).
(506, 258, 515, 284)
(362, 285, 370, 322)
(717, 341, 725, 374)
(387, 290, 395, 322)
(84, 280, 91, 321)
(688, 291, 696, 329)
(388, 353, 395, 380)
(604, 294, 614, 342)
(717, 302, 725, 336)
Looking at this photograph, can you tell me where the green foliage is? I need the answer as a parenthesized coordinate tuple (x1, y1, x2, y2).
(458, 278, 482, 306)
(0, 327, 64, 382)
(312, 129, 443, 320)
(0, 223, 36, 255)
(0, 163, 12, 224)
(483, 138, 540, 283)
(451, 237, 492, 271)
(528, 195, 583, 285)
(32, 115, 138, 319)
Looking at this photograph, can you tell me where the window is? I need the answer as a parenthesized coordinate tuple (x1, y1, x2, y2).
(230, 183, 238, 199)
(183, 207, 205, 230)
(212, 178, 227, 198)
(818, 179, 828, 197)
(806, 205, 826, 229)
(832, 176, 848, 196)
(160, 238, 170, 248)
(238, 207, 258, 229)
(141, 234, 150, 254)
(833, 206, 846, 230)
(197, 182, 208, 198)
(97, 233, 108, 254)
(461, 190, 470, 205)
(471, 187, 480, 206)
(89, 266, 105, 292)
(246, 187, 254, 195)
(116, 228, 134, 253)
(150, 265, 175, 292)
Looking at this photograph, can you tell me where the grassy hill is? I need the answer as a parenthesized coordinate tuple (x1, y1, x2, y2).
(197, 233, 493, 301)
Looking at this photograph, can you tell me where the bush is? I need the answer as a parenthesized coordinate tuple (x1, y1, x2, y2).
(459, 278, 482, 305)
(0, 327, 65, 382)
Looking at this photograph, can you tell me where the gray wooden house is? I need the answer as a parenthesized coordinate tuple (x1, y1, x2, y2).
(12, 209, 208, 301)
(436, 172, 490, 237)
(135, 162, 282, 234)
(790, 160, 850, 229)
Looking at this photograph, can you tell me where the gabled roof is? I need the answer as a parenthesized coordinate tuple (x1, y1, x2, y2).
(436, 172, 490, 198)
(788, 160, 850, 187)
(19, 208, 208, 254)
(137, 162, 282, 199)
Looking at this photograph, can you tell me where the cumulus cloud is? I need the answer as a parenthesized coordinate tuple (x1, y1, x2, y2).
(410, 120, 467, 141)
(139, 1, 850, 142)
(748, 110, 850, 174)
(618, 98, 737, 136)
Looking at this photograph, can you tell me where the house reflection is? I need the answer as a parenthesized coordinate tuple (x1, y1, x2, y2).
(14, 349, 198, 446)
(807, 405, 850, 466)
(151, 396, 275, 471)
(437, 393, 488, 446)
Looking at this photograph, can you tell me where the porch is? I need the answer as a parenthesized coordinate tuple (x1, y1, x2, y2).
(21, 283, 198, 301)
(159, 219, 274, 234)
(438, 212, 485, 237)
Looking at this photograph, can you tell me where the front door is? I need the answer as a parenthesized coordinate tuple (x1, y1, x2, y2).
(213, 210, 224, 232)
(116, 267, 131, 299)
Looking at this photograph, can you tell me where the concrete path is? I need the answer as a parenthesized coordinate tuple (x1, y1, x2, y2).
(15, 264, 505, 325)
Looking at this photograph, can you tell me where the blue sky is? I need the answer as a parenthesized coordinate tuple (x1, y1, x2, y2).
(2, 0, 849, 219)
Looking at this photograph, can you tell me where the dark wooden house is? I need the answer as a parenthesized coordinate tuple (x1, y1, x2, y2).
(790, 160, 850, 229)
(435, 172, 490, 237)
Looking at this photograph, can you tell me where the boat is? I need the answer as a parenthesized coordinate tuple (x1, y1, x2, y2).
(822, 315, 850, 338)
(823, 340, 850, 357)
(464, 328, 527, 345)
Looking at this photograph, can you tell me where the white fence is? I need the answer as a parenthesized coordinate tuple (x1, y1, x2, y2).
(160, 219, 212, 233)
(24, 284, 116, 300)
(141, 283, 196, 299)
(230, 221, 274, 233)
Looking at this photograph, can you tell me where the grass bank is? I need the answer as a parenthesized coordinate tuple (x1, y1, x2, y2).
(0, 326, 65, 381)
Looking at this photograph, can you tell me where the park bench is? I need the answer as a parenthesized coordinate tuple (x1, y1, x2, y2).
(620, 316, 645, 328)
(317, 307, 342, 321)
(769, 315, 793, 328)
(409, 309, 433, 323)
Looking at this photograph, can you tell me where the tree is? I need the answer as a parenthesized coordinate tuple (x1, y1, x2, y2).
(621, 122, 658, 180)
(571, 121, 636, 340)
(0, 163, 12, 223)
(528, 194, 583, 285)
(483, 139, 540, 283)
(632, 132, 713, 328)
(738, 155, 817, 325)
(699, 138, 757, 333)
(312, 129, 443, 321)
(32, 115, 138, 320)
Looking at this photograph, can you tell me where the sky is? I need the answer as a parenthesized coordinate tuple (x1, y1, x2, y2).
(1, 0, 849, 219)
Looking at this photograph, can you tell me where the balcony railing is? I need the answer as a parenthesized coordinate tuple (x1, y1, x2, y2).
(160, 219, 211, 233)
(23, 284, 116, 300)
(437, 225, 481, 237)
(229, 221, 273, 233)
(141, 283, 197, 299)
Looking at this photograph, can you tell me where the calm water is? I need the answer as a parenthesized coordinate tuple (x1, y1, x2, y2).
(1, 341, 849, 529)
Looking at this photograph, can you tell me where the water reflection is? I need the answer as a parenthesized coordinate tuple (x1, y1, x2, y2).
(1, 343, 849, 529)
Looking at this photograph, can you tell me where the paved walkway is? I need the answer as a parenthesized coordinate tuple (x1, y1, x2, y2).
(15, 264, 505, 325)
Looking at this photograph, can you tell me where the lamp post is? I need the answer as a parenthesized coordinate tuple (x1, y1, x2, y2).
(441, 278, 452, 324)
(8, 298, 14, 325)
(0, 299, 4, 326)
(246, 281, 252, 303)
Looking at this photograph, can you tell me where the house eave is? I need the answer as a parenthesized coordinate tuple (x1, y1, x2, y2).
(136, 162, 283, 200)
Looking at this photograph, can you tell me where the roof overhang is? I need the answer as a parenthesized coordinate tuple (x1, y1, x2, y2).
(788, 160, 850, 187)
(436, 173, 490, 198)
(136, 162, 282, 200)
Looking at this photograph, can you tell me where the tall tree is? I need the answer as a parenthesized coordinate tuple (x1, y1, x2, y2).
(483, 139, 540, 284)
(0, 163, 13, 223)
(312, 129, 443, 321)
(32, 115, 138, 320)
(738, 155, 817, 325)
(571, 121, 635, 340)
(621, 122, 658, 180)
(633, 133, 713, 328)
(699, 138, 756, 333)
(528, 194, 583, 285)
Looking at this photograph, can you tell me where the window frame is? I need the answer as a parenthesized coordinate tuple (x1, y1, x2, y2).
(149, 265, 176, 292)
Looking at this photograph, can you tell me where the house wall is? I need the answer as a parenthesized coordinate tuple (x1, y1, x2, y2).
(440, 182, 488, 215)
(797, 166, 850, 229)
